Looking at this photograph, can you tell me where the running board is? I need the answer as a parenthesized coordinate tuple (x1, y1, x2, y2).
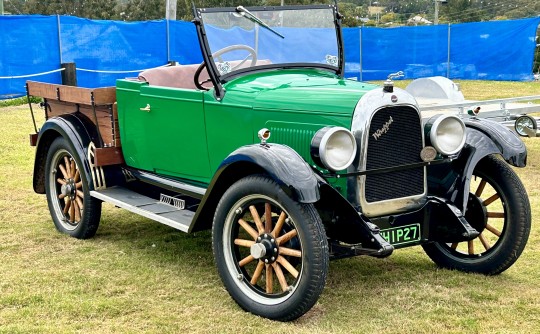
(90, 186, 194, 232)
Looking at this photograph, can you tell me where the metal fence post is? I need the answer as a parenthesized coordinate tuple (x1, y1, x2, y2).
(359, 26, 363, 82)
(447, 23, 451, 78)
(57, 15, 63, 65)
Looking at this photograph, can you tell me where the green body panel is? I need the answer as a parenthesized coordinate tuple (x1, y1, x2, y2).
(116, 81, 211, 183)
(116, 69, 377, 187)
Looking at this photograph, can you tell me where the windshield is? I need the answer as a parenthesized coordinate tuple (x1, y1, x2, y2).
(197, 5, 341, 79)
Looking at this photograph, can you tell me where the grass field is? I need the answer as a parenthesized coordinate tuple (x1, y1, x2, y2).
(1, 81, 539, 333)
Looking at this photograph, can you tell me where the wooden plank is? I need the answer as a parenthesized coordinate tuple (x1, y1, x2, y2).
(46, 100, 115, 146)
(94, 147, 125, 166)
(27, 81, 59, 100)
(57, 85, 93, 104)
(93, 87, 116, 104)
(27, 81, 115, 105)
(112, 103, 121, 147)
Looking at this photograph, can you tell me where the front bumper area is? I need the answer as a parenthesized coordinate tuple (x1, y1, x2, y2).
(328, 195, 479, 260)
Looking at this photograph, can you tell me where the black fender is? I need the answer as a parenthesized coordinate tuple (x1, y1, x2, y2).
(189, 144, 319, 232)
(33, 114, 101, 194)
(428, 117, 527, 212)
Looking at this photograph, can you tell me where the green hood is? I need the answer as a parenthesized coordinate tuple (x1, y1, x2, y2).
(224, 69, 378, 115)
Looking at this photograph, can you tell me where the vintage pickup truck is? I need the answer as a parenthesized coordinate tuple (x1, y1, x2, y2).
(27, 4, 531, 321)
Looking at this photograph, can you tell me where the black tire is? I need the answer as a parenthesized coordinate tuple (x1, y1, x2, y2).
(212, 175, 329, 321)
(422, 155, 531, 275)
(44, 137, 102, 239)
(514, 115, 537, 137)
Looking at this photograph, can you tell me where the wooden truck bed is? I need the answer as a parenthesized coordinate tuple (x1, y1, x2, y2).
(27, 81, 124, 166)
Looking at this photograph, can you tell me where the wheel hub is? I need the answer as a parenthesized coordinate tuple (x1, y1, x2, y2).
(252, 233, 279, 263)
(465, 193, 488, 233)
(60, 179, 77, 200)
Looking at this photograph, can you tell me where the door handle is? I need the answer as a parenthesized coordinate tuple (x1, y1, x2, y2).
(140, 104, 151, 112)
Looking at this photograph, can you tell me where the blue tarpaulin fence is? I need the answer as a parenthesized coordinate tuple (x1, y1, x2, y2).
(1, 15, 539, 99)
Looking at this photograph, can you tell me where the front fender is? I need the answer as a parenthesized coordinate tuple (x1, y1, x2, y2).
(428, 117, 527, 212)
(221, 144, 320, 203)
(189, 144, 319, 232)
(33, 114, 100, 194)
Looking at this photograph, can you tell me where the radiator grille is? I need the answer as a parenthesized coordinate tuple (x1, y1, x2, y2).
(364, 106, 424, 202)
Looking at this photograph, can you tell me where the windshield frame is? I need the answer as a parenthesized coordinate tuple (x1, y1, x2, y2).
(192, 4, 345, 100)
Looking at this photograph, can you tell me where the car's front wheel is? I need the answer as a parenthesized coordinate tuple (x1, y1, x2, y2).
(422, 155, 531, 275)
(212, 175, 329, 321)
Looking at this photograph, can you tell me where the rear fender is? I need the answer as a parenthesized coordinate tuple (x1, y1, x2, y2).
(428, 118, 527, 212)
(33, 114, 100, 194)
(189, 144, 319, 232)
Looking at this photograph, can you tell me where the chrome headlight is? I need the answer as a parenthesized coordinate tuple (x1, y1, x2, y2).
(311, 127, 357, 172)
(425, 115, 466, 155)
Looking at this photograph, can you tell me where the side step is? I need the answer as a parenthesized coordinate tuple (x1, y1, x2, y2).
(90, 186, 194, 232)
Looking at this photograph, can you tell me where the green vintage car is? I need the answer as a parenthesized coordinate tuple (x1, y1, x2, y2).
(28, 4, 531, 321)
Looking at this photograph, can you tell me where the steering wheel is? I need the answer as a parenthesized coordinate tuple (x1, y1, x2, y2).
(194, 45, 257, 90)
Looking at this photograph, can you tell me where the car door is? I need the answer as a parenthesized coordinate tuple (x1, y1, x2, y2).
(139, 85, 212, 184)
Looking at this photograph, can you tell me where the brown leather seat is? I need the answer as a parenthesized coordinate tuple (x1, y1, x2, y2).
(138, 60, 271, 90)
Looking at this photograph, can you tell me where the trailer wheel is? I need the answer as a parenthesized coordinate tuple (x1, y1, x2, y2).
(44, 137, 102, 239)
(514, 115, 537, 137)
(422, 155, 531, 275)
(212, 175, 328, 321)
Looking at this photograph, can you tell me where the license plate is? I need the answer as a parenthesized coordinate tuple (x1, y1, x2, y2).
(380, 223, 421, 246)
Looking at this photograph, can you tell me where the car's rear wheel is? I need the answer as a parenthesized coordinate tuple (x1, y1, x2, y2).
(212, 175, 328, 321)
(45, 137, 102, 239)
(422, 155, 530, 275)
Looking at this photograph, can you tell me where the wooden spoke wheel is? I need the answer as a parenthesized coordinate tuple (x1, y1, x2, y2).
(423, 155, 531, 275)
(213, 176, 328, 321)
(45, 137, 101, 239)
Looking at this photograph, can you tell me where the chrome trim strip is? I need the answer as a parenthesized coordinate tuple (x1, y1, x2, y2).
(350, 87, 427, 218)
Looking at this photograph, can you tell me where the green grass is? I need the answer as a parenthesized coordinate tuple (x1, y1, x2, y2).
(0, 96, 42, 108)
(1, 81, 540, 333)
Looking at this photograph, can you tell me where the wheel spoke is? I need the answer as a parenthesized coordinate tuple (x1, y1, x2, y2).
(73, 200, 81, 222)
(238, 254, 255, 267)
(76, 197, 84, 215)
(58, 193, 66, 199)
(478, 233, 491, 251)
(272, 262, 288, 292)
(475, 179, 486, 196)
(69, 200, 75, 223)
(277, 229, 298, 246)
(75, 181, 82, 189)
(250, 261, 265, 285)
(76, 190, 84, 199)
(57, 178, 67, 185)
(485, 223, 502, 237)
(249, 205, 265, 234)
(234, 239, 255, 248)
(265, 264, 273, 293)
(483, 193, 500, 206)
(279, 246, 301, 257)
(264, 203, 272, 233)
(238, 218, 259, 240)
(451, 242, 459, 250)
(64, 157, 71, 177)
(468, 240, 474, 255)
(271, 212, 287, 238)
(63, 198, 71, 215)
(58, 164, 69, 179)
(70, 160, 76, 178)
(276, 256, 299, 278)
(74, 169, 80, 183)
(487, 212, 505, 219)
